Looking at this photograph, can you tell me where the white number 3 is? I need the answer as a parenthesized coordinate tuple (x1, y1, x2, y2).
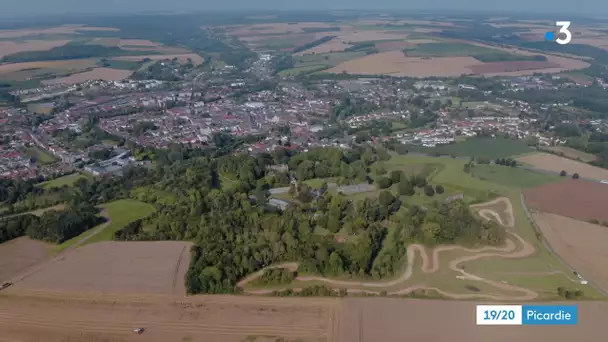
(556, 21, 572, 45)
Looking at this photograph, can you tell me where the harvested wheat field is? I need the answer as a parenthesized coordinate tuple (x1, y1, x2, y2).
(0, 292, 338, 342)
(42, 67, 132, 85)
(12, 241, 192, 295)
(0, 59, 97, 74)
(532, 212, 608, 292)
(518, 153, 608, 180)
(0, 40, 70, 58)
(115, 53, 204, 65)
(524, 179, 608, 222)
(544, 146, 597, 162)
(0, 24, 118, 38)
(0, 237, 51, 283)
(341, 298, 608, 342)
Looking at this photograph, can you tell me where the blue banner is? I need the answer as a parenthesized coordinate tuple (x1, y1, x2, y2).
(522, 305, 578, 325)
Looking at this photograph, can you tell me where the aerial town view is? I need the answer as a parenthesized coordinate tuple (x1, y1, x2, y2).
(1, 1, 608, 341)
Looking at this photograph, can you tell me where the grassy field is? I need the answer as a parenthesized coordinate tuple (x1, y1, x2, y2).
(405, 137, 534, 159)
(469, 164, 562, 188)
(82, 199, 156, 245)
(38, 173, 90, 189)
(24, 147, 58, 164)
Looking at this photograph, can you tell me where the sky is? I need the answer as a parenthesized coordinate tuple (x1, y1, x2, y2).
(2, 0, 606, 18)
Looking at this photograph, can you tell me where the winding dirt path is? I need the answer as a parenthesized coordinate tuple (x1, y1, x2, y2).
(240, 197, 542, 300)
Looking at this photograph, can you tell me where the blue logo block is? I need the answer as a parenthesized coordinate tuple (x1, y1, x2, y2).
(545, 31, 555, 41)
(522, 305, 578, 325)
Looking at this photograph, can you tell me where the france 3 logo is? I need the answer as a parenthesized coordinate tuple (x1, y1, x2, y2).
(545, 22, 572, 45)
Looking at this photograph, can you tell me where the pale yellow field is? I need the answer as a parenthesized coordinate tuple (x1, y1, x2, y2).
(518, 153, 608, 180)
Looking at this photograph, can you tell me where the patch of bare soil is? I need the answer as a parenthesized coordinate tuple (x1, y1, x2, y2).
(0, 237, 51, 283)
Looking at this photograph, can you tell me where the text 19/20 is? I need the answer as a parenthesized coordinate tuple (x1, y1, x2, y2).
(484, 310, 515, 320)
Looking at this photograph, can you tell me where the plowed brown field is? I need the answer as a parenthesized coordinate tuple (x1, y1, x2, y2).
(524, 179, 608, 222)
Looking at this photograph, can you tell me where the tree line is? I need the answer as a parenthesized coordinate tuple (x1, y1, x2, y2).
(0, 202, 104, 244)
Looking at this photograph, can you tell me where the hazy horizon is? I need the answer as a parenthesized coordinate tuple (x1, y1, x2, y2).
(2, 0, 607, 18)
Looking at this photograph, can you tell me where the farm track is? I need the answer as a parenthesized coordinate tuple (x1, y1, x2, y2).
(240, 198, 540, 300)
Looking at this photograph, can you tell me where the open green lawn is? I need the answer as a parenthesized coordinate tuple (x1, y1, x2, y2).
(470, 164, 562, 188)
(24, 147, 58, 164)
(405, 137, 534, 159)
(38, 173, 90, 189)
(82, 199, 156, 245)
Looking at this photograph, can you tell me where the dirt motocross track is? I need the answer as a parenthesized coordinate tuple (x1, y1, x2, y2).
(239, 197, 540, 300)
